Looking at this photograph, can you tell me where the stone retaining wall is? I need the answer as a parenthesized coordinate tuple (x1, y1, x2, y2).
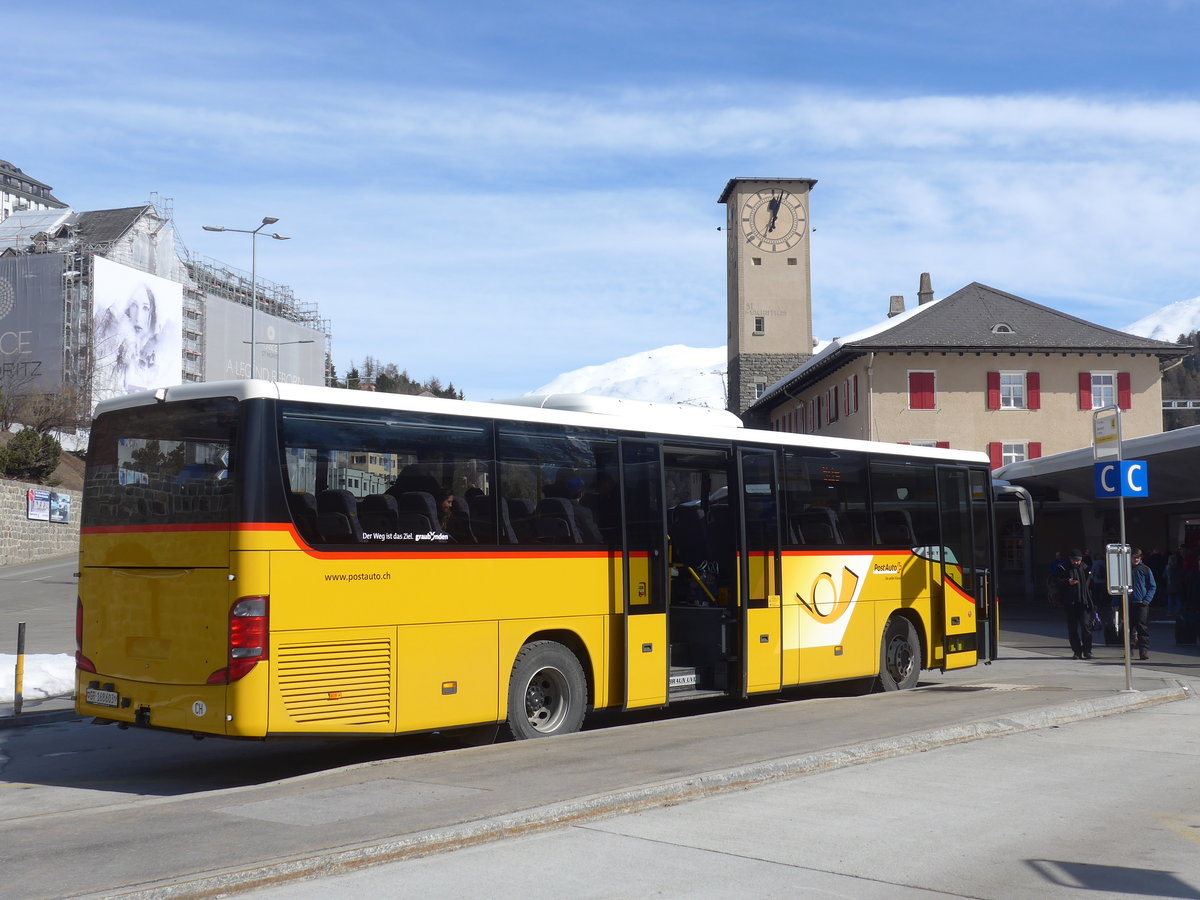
(0, 480, 81, 567)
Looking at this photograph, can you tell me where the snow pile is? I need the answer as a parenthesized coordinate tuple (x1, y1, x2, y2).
(0, 654, 75, 703)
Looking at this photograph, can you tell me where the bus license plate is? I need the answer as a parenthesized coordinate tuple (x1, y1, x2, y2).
(85, 688, 120, 708)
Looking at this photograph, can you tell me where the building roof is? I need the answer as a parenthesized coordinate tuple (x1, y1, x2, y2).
(0, 159, 67, 208)
(0, 208, 76, 251)
(74, 206, 155, 246)
(748, 281, 1189, 414)
(717, 177, 818, 204)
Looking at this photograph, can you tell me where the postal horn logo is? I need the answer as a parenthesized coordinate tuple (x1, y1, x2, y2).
(0, 274, 14, 321)
(796, 566, 861, 624)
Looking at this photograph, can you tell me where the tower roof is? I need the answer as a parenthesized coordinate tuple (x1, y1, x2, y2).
(718, 177, 818, 204)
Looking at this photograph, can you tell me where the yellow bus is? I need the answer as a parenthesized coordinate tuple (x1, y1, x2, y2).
(76, 381, 999, 740)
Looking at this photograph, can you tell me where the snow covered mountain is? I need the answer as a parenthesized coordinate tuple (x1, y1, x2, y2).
(1125, 295, 1200, 342)
(530, 345, 729, 410)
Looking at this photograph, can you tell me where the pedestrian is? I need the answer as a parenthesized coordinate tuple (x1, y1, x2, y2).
(1054, 549, 1095, 659)
(1130, 548, 1156, 660)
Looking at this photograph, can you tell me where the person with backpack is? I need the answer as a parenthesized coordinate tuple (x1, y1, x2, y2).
(1054, 549, 1095, 659)
(1130, 548, 1157, 660)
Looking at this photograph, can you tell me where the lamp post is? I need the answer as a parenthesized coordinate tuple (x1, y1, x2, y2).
(202, 217, 290, 378)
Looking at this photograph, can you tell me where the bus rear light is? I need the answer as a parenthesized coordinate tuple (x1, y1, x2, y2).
(75, 597, 96, 673)
(207, 595, 269, 685)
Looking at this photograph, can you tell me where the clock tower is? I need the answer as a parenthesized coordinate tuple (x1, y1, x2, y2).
(718, 177, 816, 418)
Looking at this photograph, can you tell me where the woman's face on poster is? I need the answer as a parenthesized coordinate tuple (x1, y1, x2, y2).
(124, 284, 155, 336)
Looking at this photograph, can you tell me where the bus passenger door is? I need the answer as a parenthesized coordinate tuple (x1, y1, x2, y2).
(935, 465, 982, 670)
(737, 448, 783, 695)
(621, 439, 669, 709)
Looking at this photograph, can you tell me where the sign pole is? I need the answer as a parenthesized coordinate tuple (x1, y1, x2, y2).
(1094, 405, 1134, 692)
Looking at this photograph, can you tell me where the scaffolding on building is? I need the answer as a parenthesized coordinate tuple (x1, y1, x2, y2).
(184, 253, 333, 375)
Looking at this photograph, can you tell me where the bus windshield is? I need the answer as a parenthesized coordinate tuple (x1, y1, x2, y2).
(82, 397, 239, 528)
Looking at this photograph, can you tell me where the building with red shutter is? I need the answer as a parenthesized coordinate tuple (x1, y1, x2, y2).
(744, 280, 1187, 468)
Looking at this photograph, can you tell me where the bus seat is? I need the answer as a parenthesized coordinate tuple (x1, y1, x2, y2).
(316, 489, 364, 543)
(875, 508, 916, 545)
(506, 497, 537, 542)
(535, 497, 581, 543)
(396, 491, 439, 533)
(844, 509, 874, 544)
(705, 504, 734, 560)
(359, 493, 400, 535)
(288, 491, 320, 541)
(794, 508, 843, 545)
(448, 495, 476, 543)
(469, 493, 517, 544)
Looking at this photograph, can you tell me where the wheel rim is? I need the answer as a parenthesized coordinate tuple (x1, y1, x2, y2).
(885, 634, 915, 684)
(524, 665, 571, 734)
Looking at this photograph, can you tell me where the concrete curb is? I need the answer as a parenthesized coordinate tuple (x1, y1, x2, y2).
(0, 707, 81, 730)
(0, 696, 77, 729)
(91, 682, 1191, 900)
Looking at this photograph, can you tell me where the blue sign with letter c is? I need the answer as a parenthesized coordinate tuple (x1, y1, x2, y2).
(1094, 460, 1149, 498)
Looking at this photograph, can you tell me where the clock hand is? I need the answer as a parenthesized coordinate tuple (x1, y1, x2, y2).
(766, 197, 782, 233)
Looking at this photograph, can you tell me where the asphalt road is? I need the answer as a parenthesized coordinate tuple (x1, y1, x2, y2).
(0, 554, 77, 655)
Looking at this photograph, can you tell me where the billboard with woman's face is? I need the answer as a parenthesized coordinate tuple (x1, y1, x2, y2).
(92, 257, 183, 400)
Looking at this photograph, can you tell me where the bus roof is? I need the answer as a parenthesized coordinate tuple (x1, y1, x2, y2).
(91, 380, 991, 466)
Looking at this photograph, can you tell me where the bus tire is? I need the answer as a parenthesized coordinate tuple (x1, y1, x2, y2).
(506, 641, 588, 740)
(878, 615, 921, 691)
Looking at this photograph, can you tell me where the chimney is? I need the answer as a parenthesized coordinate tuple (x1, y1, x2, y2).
(888, 295, 906, 318)
(918, 272, 934, 305)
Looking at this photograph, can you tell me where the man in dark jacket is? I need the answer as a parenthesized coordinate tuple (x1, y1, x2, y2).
(1054, 549, 1094, 659)
(1130, 548, 1157, 660)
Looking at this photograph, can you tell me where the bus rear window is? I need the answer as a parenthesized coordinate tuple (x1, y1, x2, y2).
(83, 398, 238, 528)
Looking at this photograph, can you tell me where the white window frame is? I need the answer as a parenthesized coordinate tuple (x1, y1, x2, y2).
(999, 371, 1026, 410)
(1091, 371, 1116, 410)
(1001, 441, 1028, 466)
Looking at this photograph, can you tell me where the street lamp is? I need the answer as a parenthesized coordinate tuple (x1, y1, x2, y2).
(202, 217, 291, 378)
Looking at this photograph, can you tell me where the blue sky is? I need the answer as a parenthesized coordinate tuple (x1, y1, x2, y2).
(7, 1, 1200, 399)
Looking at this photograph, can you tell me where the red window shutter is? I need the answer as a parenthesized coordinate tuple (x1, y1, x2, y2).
(1028, 442, 1042, 459)
(1027, 372, 1041, 410)
(986, 371, 1001, 410)
(1078, 372, 1091, 410)
(1118, 372, 1132, 409)
(852, 374, 859, 413)
(909, 372, 935, 409)
(988, 442, 1003, 470)
(936, 441, 950, 449)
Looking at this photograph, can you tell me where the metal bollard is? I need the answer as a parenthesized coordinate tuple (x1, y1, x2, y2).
(14, 622, 26, 716)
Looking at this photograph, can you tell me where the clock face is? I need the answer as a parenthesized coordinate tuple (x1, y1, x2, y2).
(740, 189, 807, 252)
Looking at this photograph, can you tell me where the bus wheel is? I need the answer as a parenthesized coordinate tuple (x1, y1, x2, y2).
(878, 616, 921, 691)
(506, 641, 587, 740)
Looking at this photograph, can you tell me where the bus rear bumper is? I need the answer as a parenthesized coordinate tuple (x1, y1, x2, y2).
(75, 669, 266, 737)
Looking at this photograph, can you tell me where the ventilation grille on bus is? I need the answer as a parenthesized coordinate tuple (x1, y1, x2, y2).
(276, 638, 392, 725)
